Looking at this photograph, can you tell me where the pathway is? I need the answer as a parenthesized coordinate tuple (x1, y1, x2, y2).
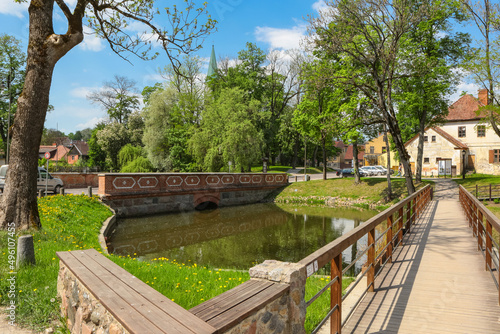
(342, 179, 500, 333)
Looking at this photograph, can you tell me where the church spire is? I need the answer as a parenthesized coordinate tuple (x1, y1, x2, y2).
(207, 45, 218, 78)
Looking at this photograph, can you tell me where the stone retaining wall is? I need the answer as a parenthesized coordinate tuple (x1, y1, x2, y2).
(57, 262, 128, 334)
(51, 173, 99, 189)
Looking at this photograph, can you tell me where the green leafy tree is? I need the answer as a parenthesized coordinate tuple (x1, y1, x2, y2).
(0, 0, 215, 230)
(118, 144, 153, 172)
(308, 0, 433, 194)
(97, 122, 130, 170)
(87, 123, 107, 169)
(395, 1, 468, 182)
(294, 59, 345, 180)
(461, 0, 500, 136)
(189, 88, 264, 172)
(0, 34, 25, 160)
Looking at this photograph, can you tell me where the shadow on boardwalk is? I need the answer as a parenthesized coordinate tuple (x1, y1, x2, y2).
(343, 179, 500, 334)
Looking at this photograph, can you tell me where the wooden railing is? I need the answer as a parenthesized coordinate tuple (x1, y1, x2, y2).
(467, 183, 500, 201)
(298, 184, 433, 334)
(459, 185, 500, 304)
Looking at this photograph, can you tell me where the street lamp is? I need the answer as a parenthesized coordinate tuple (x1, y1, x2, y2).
(462, 149, 466, 179)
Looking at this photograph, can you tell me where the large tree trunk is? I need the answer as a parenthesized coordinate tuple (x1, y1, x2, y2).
(353, 142, 360, 184)
(322, 137, 327, 180)
(292, 138, 299, 169)
(0, 1, 83, 230)
(415, 114, 426, 183)
(383, 129, 392, 200)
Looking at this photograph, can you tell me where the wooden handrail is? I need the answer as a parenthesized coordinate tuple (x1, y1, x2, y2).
(300, 184, 433, 334)
(459, 185, 500, 305)
(299, 184, 432, 270)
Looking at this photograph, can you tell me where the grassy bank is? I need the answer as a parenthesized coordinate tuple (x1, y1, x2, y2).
(273, 177, 432, 208)
(1, 195, 355, 333)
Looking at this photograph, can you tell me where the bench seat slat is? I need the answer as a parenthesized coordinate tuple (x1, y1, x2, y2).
(83, 249, 215, 334)
(58, 252, 165, 334)
(58, 249, 216, 334)
(190, 280, 289, 333)
(189, 280, 269, 318)
(207, 283, 289, 332)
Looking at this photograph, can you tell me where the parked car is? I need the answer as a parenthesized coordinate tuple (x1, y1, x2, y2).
(341, 168, 354, 177)
(372, 165, 387, 175)
(360, 166, 378, 176)
(0, 165, 64, 194)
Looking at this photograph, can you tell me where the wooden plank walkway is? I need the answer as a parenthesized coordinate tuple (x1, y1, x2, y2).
(343, 179, 500, 334)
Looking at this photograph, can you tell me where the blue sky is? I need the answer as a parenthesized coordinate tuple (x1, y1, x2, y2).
(0, 0, 481, 134)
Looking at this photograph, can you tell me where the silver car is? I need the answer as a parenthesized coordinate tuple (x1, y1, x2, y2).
(0, 165, 64, 194)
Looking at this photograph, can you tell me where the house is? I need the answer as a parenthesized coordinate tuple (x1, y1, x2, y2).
(328, 141, 348, 169)
(364, 133, 397, 168)
(66, 141, 89, 165)
(344, 145, 365, 168)
(39, 140, 89, 165)
(405, 89, 500, 176)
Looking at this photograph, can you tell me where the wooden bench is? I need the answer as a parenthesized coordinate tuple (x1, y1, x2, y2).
(57, 249, 216, 334)
(190, 279, 289, 333)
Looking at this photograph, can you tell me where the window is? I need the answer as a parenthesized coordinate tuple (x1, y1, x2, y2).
(477, 125, 486, 137)
(458, 126, 466, 138)
(436, 157, 441, 163)
(424, 157, 430, 164)
(491, 149, 500, 163)
(432, 136, 436, 142)
(382, 147, 387, 153)
(370, 146, 374, 154)
(424, 136, 428, 142)
(72, 155, 76, 161)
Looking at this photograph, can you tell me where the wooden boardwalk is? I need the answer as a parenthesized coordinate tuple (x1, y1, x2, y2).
(343, 179, 500, 334)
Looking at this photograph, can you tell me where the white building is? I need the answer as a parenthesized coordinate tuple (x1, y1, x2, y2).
(405, 89, 500, 176)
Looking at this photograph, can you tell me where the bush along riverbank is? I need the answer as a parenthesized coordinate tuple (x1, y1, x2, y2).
(272, 177, 433, 211)
(0, 194, 353, 333)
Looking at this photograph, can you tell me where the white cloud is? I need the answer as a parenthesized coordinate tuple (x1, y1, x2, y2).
(255, 25, 307, 50)
(0, 0, 28, 18)
(448, 81, 480, 103)
(75, 117, 106, 130)
(312, 0, 329, 14)
(79, 26, 105, 52)
(70, 86, 97, 99)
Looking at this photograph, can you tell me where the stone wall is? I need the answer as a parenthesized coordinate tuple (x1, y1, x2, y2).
(51, 173, 99, 189)
(247, 260, 308, 334)
(57, 262, 129, 334)
(103, 188, 283, 218)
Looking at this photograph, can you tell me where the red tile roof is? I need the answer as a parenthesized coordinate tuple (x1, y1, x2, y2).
(446, 94, 486, 121)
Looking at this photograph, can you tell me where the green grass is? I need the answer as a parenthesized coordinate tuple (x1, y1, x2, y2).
(250, 165, 335, 174)
(273, 177, 433, 206)
(304, 276, 355, 333)
(0, 195, 356, 333)
(454, 174, 500, 188)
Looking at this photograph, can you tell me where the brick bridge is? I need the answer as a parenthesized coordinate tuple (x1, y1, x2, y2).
(98, 173, 288, 217)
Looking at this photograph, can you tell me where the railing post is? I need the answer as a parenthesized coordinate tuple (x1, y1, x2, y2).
(405, 201, 412, 233)
(331, 254, 342, 334)
(475, 184, 478, 198)
(412, 197, 416, 226)
(387, 214, 393, 263)
(398, 207, 404, 247)
(477, 210, 483, 252)
(486, 219, 492, 272)
(490, 184, 492, 202)
(367, 228, 375, 293)
(472, 203, 478, 238)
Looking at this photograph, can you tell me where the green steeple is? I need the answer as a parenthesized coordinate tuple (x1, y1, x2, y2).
(207, 45, 218, 78)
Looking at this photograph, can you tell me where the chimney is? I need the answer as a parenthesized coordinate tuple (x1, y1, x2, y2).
(478, 89, 488, 105)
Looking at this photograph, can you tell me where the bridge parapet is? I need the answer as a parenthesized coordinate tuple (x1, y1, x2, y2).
(98, 172, 287, 196)
(98, 173, 288, 217)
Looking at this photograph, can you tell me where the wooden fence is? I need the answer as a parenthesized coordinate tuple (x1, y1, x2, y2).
(459, 185, 500, 304)
(298, 184, 433, 333)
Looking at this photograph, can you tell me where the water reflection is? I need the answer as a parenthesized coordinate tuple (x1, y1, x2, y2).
(109, 203, 377, 271)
